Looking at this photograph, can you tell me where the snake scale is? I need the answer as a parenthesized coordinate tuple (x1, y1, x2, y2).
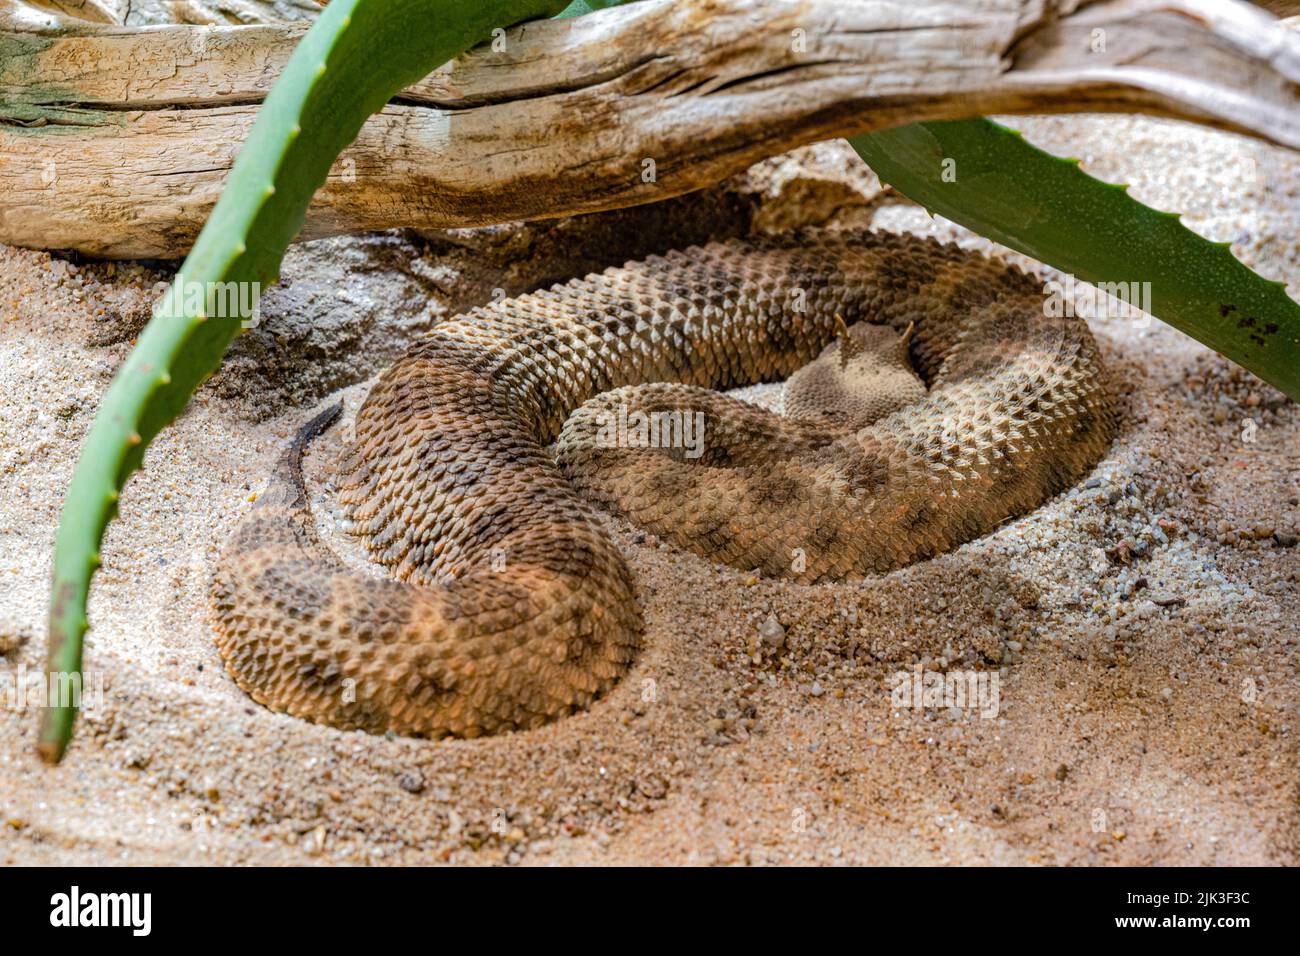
(211, 230, 1114, 737)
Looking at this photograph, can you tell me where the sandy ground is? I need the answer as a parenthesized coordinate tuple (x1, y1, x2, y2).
(0, 114, 1296, 866)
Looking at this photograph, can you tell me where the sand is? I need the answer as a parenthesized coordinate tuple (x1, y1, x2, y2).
(0, 114, 1296, 865)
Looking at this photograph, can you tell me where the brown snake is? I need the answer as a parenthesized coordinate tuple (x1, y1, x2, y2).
(211, 230, 1113, 738)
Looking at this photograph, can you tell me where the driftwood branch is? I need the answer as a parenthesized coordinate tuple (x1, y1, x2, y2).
(1, 0, 319, 29)
(2, 0, 1298, 258)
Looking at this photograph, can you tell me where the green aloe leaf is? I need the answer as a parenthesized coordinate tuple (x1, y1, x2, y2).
(555, 0, 625, 15)
(849, 120, 1300, 399)
(40, 0, 567, 762)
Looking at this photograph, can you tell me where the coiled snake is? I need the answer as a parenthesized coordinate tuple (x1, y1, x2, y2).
(211, 230, 1113, 737)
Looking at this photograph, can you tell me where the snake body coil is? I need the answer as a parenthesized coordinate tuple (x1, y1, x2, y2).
(211, 230, 1113, 737)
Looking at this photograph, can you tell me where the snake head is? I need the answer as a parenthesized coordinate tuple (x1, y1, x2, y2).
(833, 315, 915, 373)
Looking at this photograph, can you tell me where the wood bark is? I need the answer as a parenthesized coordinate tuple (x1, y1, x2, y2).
(2, 0, 1298, 258)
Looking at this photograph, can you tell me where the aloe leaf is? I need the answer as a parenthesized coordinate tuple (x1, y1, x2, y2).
(40, 0, 567, 763)
(555, 0, 626, 16)
(849, 119, 1300, 400)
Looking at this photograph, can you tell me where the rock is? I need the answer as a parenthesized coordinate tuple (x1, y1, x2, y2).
(637, 775, 669, 800)
(1152, 593, 1186, 608)
(758, 613, 786, 651)
(125, 751, 152, 771)
(398, 771, 425, 794)
(1274, 529, 1298, 548)
(1012, 578, 1041, 609)
(0, 622, 31, 657)
(303, 825, 327, 856)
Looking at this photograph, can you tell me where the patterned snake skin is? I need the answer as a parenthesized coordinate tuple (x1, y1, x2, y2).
(211, 230, 1114, 738)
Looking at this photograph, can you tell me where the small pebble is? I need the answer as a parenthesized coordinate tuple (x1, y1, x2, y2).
(758, 613, 786, 651)
(0, 623, 31, 656)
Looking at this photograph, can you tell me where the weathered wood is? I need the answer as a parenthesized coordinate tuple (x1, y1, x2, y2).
(0, 0, 318, 29)
(2, 0, 1298, 258)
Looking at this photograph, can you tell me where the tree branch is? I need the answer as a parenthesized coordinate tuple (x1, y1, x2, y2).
(2, 0, 1297, 257)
